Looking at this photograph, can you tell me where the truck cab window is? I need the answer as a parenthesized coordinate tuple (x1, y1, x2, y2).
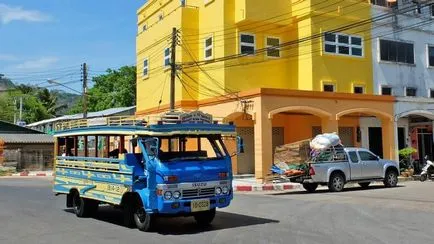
(348, 151, 359, 163)
(358, 151, 378, 161)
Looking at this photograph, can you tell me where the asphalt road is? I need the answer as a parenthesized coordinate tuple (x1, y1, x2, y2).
(1, 178, 433, 244)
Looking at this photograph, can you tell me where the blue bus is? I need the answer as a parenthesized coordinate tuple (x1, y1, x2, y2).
(53, 111, 242, 231)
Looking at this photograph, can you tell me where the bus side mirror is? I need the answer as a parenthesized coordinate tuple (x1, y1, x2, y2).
(142, 137, 159, 160)
(237, 136, 244, 154)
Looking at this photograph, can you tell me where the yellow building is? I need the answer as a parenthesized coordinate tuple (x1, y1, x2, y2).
(136, 0, 396, 180)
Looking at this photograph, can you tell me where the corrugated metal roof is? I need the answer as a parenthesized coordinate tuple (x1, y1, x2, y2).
(26, 106, 136, 127)
(0, 133, 54, 144)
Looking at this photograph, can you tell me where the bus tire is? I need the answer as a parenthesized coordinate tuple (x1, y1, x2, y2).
(134, 209, 154, 232)
(72, 193, 87, 217)
(72, 192, 97, 217)
(124, 197, 154, 232)
(194, 208, 216, 226)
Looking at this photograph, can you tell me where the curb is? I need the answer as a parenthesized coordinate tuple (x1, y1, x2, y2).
(11, 172, 53, 177)
(234, 184, 302, 192)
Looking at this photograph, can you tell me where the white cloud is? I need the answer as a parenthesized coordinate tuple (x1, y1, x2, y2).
(15, 57, 59, 70)
(0, 3, 51, 24)
(0, 54, 18, 61)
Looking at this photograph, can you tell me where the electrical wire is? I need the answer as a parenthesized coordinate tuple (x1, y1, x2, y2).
(182, 2, 434, 68)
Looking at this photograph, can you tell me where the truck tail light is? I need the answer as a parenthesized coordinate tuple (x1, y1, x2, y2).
(309, 166, 315, 176)
(218, 172, 228, 179)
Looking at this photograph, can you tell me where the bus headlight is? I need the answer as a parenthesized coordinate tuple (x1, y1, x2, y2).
(164, 191, 172, 200)
(173, 191, 181, 199)
(222, 186, 229, 194)
(216, 187, 222, 195)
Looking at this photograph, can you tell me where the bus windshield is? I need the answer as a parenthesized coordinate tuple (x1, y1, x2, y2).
(153, 135, 228, 162)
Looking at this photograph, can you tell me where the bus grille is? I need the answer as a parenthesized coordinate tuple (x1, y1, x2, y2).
(182, 187, 215, 199)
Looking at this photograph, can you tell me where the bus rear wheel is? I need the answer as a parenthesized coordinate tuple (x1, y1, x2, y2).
(194, 208, 216, 226)
(72, 192, 98, 217)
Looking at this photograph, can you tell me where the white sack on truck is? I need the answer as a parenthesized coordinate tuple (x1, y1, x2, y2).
(310, 133, 341, 151)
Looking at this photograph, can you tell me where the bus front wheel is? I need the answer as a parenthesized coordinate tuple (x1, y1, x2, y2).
(194, 208, 216, 226)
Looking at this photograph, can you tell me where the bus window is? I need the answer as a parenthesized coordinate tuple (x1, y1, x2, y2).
(157, 135, 226, 162)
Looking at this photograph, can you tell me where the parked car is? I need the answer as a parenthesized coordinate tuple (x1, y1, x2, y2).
(291, 147, 399, 193)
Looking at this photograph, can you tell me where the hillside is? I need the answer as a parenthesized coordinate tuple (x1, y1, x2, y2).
(0, 76, 15, 90)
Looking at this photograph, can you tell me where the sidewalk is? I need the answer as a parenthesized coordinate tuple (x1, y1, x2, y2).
(232, 175, 416, 192)
(233, 176, 302, 192)
(10, 170, 53, 177)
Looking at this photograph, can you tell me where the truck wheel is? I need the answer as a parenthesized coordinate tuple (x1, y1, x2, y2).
(420, 174, 428, 182)
(383, 169, 398, 187)
(72, 193, 95, 217)
(358, 182, 370, 189)
(303, 183, 318, 193)
(328, 173, 345, 192)
(194, 208, 216, 226)
(133, 206, 154, 232)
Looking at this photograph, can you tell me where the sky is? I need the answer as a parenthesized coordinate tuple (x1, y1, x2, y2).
(0, 0, 145, 91)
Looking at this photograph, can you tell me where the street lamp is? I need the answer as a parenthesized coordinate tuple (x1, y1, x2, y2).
(47, 79, 87, 119)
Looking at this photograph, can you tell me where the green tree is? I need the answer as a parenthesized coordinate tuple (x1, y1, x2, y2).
(69, 66, 136, 114)
(37, 88, 67, 117)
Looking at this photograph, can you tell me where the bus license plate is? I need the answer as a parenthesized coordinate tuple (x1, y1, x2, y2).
(191, 199, 210, 212)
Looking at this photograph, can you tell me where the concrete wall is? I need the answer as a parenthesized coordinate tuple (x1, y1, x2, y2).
(3, 143, 53, 170)
(372, 2, 434, 96)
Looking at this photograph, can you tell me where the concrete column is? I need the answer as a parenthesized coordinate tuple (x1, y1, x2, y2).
(381, 119, 397, 161)
(393, 120, 399, 161)
(254, 111, 273, 181)
(321, 117, 339, 134)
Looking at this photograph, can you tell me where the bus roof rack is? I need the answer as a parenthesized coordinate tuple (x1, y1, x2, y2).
(160, 111, 213, 125)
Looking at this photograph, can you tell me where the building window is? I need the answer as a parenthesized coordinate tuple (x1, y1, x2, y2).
(240, 33, 255, 55)
(431, 4, 434, 17)
(164, 48, 170, 67)
(379, 39, 414, 64)
(142, 24, 147, 32)
(381, 86, 392, 95)
(430, 89, 434, 98)
(406, 87, 417, 97)
(158, 13, 164, 21)
(428, 45, 434, 67)
(354, 86, 364, 94)
(204, 36, 213, 60)
(266, 37, 280, 58)
(370, 0, 397, 8)
(324, 33, 363, 57)
(143, 59, 149, 77)
(323, 83, 335, 92)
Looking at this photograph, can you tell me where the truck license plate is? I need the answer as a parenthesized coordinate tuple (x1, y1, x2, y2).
(191, 199, 210, 212)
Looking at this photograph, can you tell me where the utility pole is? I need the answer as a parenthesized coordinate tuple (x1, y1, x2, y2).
(170, 27, 177, 111)
(13, 98, 17, 124)
(19, 97, 23, 123)
(82, 63, 88, 119)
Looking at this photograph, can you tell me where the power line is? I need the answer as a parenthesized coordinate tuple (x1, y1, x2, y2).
(182, 2, 433, 68)
(185, 17, 434, 73)
(181, 0, 359, 45)
(181, 0, 334, 40)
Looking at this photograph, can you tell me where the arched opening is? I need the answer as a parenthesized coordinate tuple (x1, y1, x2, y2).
(337, 108, 395, 160)
(267, 106, 336, 168)
(395, 110, 434, 170)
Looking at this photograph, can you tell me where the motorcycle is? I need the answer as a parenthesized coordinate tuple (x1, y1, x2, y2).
(420, 155, 434, 182)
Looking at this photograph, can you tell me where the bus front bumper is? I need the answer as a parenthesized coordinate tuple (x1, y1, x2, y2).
(155, 195, 232, 215)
